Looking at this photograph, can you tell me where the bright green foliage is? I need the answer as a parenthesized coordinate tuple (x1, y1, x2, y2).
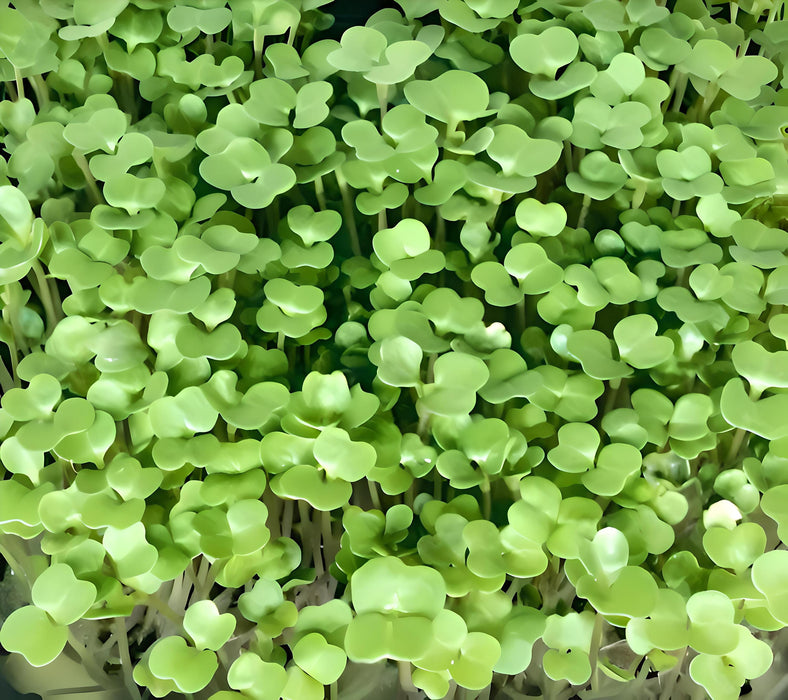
(135, 635, 219, 695)
(542, 611, 595, 685)
(1, 1, 787, 699)
(183, 600, 236, 652)
(0, 605, 67, 667)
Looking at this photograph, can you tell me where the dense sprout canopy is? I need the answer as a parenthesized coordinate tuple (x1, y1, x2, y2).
(1, 0, 788, 699)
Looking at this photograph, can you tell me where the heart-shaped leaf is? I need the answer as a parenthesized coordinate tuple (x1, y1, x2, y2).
(167, 6, 232, 34)
(567, 330, 633, 381)
(404, 71, 491, 127)
(1, 372, 61, 421)
(146, 636, 218, 693)
(548, 423, 600, 474)
(686, 590, 739, 655)
(351, 556, 446, 618)
(31, 563, 97, 626)
(614, 315, 674, 369)
(183, 600, 236, 651)
(271, 464, 352, 511)
(515, 199, 567, 237)
(228, 653, 288, 700)
(504, 243, 563, 294)
(313, 427, 377, 482)
(292, 633, 347, 685)
(64, 108, 128, 154)
(511, 26, 579, 79)
(690, 629, 773, 700)
(486, 125, 562, 178)
(703, 523, 766, 575)
(0, 605, 67, 667)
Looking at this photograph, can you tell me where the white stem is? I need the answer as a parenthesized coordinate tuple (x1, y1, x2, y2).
(577, 194, 591, 229)
(114, 618, 142, 700)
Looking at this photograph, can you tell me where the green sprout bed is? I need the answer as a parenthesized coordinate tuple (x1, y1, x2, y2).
(3, 0, 788, 698)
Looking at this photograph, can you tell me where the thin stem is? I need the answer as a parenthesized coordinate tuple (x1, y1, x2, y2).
(30, 260, 60, 331)
(725, 428, 749, 466)
(263, 487, 283, 540)
(445, 119, 458, 145)
(376, 83, 389, 118)
(72, 151, 104, 205)
(297, 500, 320, 573)
(378, 209, 387, 232)
(405, 482, 415, 510)
(14, 67, 24, 100)
(697, 82, 720, 122)
(417, 409, 432, 441)
(576, 194, 591, 229)
(28, 76, 46, 112)
(67, 631, 112, 688)
(630, 179, 647, 209)
(658, 648, 688, 700)
(669, 72, 688, 114)
(563, 140, 574, 172)
(426, 353, 436, 384)
(516, 298, 526, 337)
(99, 630, 118, 656)
(603, 378, 622, 415)
(96, 32, 110, 52)
(282, 499, 294, 539)
(574, 146, 585, 171)
(481, 474, 492, 521)
(117, 73, 137, 122)
(48, 275, 62, 320)
(151, 590, 185, 623)
(114, 618, 142, 700)
(217, 647, 232, 674)
(314, 175, 327, 210)
(253, 29, 264, 79)
(725, 385, 762, 466)
(312, 510, 324, 577)
(0, 360, 13, 394)
(334, 171, 361, 256)
(196, 555, 212, 599)
(589, 613, 604, 690)
(321, 510, 334, 561)
(205, 33, 214, 54)
(398, 662, 417, 693)
(508, 578, 525, 602)
(183, 561, 200, 605)
(435, 215, 445, 249)
(34, 75, 50, 111)
(368, 480, 381, 510)
(767, 0, 784, 23)
(0, 537, 32, 593)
